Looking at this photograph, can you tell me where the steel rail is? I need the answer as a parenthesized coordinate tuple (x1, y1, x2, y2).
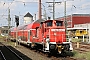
(0, 50, 6, 60)
(6, 46, 23, 60)
(0, 42, 23, 60)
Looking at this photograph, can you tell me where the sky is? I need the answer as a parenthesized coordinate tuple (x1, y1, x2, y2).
(0, 0, 90, 27)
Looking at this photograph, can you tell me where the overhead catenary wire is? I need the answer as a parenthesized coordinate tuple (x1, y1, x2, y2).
(0, 0, 90, 25)
(0, 0, 83, 19)
(0, 0, 15, 19)
(0, 0, 44, 20)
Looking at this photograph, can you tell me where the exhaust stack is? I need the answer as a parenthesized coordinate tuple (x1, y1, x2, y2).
(38, 0, 42, 19)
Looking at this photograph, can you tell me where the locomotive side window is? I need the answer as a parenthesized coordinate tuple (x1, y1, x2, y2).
(47, 21, 52, 27)
(56, 21, 62, 26)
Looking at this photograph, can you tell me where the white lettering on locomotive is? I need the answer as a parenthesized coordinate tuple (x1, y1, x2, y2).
(51, 29, 65, 31)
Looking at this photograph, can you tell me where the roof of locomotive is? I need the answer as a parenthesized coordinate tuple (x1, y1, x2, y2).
(44, 19, 62, 22)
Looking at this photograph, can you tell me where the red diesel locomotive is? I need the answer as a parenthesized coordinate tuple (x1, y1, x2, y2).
(10, 19, 73, 54)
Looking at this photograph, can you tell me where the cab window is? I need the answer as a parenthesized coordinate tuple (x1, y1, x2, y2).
(56, 21, 62, 26)
(47, 21, 52, 27)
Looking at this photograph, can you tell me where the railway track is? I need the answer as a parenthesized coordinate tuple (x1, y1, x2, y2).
(0, 42, 23, 60)
(30, 46, 76, 60)
(12, 42, 76, 60)
(73, 42, 90, 53)
(0, 39, 77, 60)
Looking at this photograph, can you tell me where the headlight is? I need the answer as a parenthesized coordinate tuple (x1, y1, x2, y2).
(46, 38, 50, 42)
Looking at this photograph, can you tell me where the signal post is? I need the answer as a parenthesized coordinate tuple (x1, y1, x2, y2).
(15, 15, 19, 47)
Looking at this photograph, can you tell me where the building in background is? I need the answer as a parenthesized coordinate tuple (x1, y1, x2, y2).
(24, 12, 33, 24)
(57, 14, 90, 28)
(0, 26, 9, 36)
(0, 26, 13, 36)
(57, 14, 90, 43)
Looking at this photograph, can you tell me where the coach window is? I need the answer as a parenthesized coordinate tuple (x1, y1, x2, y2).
(56, 21, 62, 26)
(47, 21, 52, 27)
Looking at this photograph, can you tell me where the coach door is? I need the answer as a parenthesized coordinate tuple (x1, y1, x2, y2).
(28, 30, 30, 42)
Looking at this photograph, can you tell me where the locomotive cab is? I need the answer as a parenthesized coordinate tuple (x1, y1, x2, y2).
(43, 20, 65, 43)
(37, 20, 73, 53)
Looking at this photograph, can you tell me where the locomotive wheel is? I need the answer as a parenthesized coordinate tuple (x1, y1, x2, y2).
(61, 50, 73, 57)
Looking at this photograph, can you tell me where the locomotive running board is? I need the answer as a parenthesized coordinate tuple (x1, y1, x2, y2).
(43, 50, 49, 52)
(62, 42, 71, 44)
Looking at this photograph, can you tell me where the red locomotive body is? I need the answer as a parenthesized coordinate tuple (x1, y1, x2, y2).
(10, 19, 73, 53)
